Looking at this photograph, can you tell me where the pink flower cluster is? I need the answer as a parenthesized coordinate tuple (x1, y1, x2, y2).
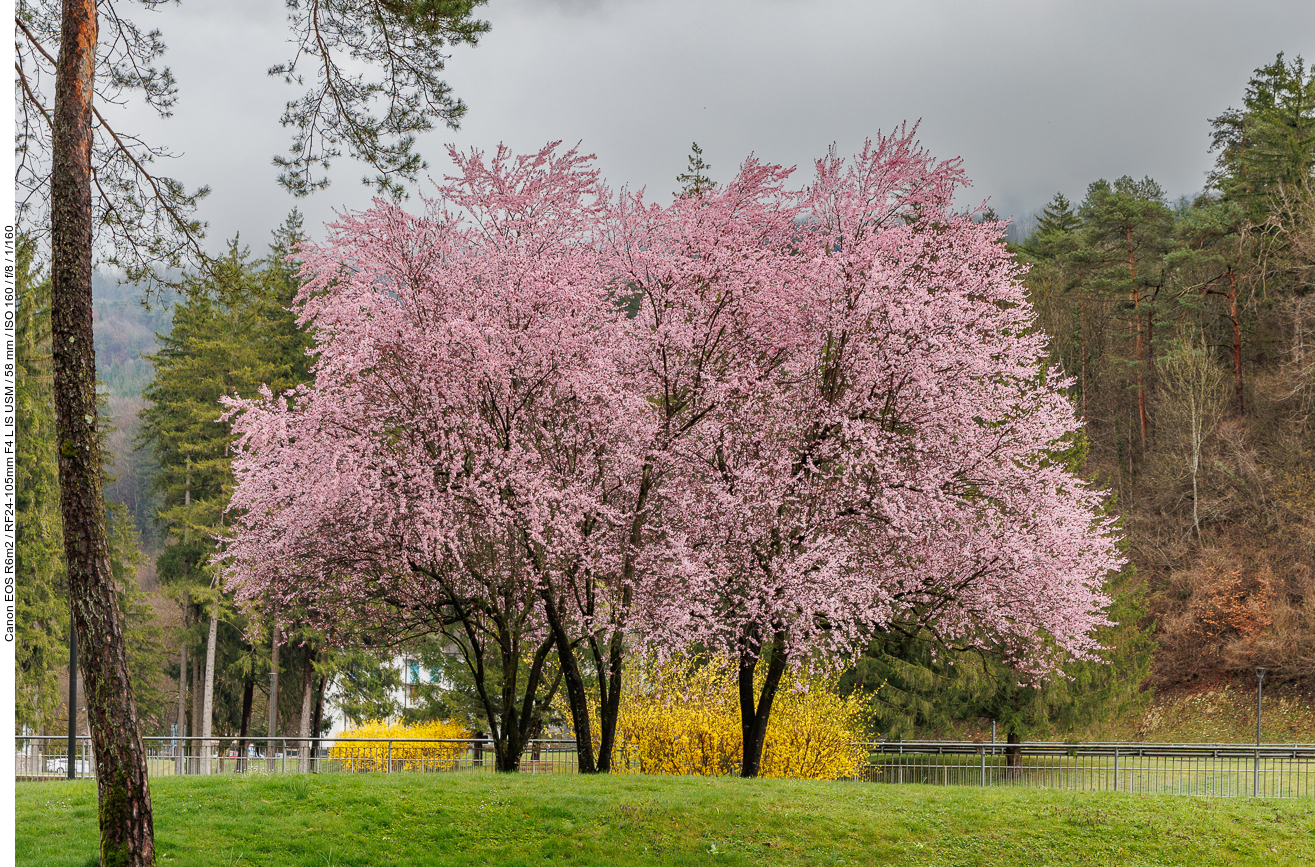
(221, 130, 1122, 680)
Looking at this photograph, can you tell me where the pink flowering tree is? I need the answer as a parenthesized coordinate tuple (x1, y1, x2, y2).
(221, 143, 644, 772)
(223, 131, 1122, 779)
(625, 128, 1122, 777)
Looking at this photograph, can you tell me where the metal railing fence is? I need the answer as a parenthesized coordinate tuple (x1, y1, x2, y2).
(14, 735, 578, 780)
(853, 740, 1315, 799)
(15, 736, 1315, 799)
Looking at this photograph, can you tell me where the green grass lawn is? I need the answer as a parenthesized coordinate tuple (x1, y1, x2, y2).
(17, 773, 1315, 866)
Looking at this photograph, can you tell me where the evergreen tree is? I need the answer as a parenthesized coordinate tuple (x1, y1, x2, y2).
(14, 236, 68, 732)
(1210, 53, 1315, 222)
(140, 214, 315, 750)
(676, 142, 715, 198)
(1076, 176, 1177, 451)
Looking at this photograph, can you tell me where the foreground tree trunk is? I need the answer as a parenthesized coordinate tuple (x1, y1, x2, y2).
(51, 0, 156, 861)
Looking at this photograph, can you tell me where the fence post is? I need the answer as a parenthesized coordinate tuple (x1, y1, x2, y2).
(387, 740, 393, 773)
(980, 747, 986, 787)
(1254, 747, 1260, 798)
(1113, 748, 1119, 792)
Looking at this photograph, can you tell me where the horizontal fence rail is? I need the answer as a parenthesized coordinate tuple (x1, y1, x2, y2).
(853, 740, 1315, 799)
(15, 735, 1315, 798)
(13, 735, 578, 781)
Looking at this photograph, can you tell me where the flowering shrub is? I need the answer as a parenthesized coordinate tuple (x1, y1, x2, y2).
(328, 719, 470, 772)
(609, 655, 867, 780)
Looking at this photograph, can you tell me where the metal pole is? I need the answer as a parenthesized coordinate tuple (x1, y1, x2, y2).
(1256, 668, 1266, 747)
(67, 614, 77, 780)
(1113, 747, 1118, 792)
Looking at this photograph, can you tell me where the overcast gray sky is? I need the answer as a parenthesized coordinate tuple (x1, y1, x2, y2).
(109, 0, 1315, 254)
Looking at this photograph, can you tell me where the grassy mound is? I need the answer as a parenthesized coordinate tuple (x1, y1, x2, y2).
(17, 772, 1314, 866)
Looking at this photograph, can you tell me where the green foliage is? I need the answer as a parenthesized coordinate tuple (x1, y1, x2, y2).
(1210, 53, 1315, 222)
(142, 215, 312, 587)
(320, 648, 404, 729)
(14, 236, 68, 732)
(676, 142, 715, 198)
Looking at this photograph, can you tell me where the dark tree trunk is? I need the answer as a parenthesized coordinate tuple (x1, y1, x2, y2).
(540, 588, 597, 773)
(310, 674, 327, 772)
(1005, 731, 1023, 780)
(190, 653, 203, 763)
(52, 0, 156, 861)
(236, 677, 255, 773)
(1228, 267, 1244, 416)
(738, 630, 788, 779)
(592, 628, 625, 773)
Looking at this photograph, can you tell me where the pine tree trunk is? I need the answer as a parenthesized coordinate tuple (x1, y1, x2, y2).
(1229, 268, 1244, 416)
(176, 643, 187, 775)
(51, 1, 155, 861)
(191, 653, 203, 766)
(297, 648, 316, 773)
(200, 599, 219, 775)
(267, 632, 280, 772)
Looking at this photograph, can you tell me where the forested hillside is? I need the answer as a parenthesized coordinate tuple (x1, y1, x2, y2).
(1017, 54, 1315, 693)
(94, 271, 172, 550)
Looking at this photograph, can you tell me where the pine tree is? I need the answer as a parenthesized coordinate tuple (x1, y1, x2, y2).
(140, 215, 315, 758)
(14, 236, 68, 732)
(1210, 53, 1315, 222)
(676, 142, 715, 198)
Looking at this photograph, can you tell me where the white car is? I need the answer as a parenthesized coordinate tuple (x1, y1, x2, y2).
(45, 757, 91, 775)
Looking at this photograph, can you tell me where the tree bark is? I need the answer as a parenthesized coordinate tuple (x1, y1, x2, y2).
(267, 630, 280, 771)
(51, 0, 156, 861)
(297, 648, 316, 773)
(175, 642, 187, 775)
(200, 598, 219, 775)
(738, 630, 788, 779)
(1228, 267, 1244, 416)
(236, 676, 255, 774)
(191, 653, 203, 764)
(540, 588, 597, 773)
(310, 673, 327, 772)
(1005, 731, 1023, 780)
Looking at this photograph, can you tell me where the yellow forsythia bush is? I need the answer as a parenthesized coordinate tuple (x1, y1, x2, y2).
(610, 654, 867, 780)
(328, 719, 470, 772)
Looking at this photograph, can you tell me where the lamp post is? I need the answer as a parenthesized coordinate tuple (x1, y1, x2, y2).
(1255, 667, 1266, 746)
